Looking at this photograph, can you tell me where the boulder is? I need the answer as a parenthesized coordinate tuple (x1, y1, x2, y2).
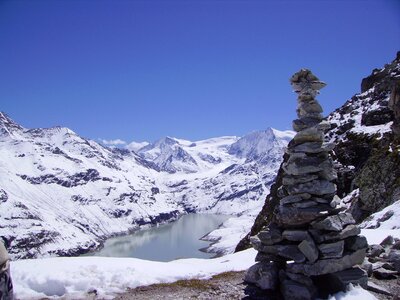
(280, 279, 317, 300)
(368, 244, 385, 258)
(388, 249, 400, 272)
(372, 267, 398, 279)
(313, 267, 368, 298)
(244, 261, 280, 290)
(344, 236, 368, 251)
(380, 235, 394, 247)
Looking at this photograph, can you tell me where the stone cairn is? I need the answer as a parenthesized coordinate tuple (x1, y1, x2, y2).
(245, 69, 368, 299)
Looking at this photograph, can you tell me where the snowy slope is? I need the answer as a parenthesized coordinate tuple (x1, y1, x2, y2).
(0, 112, 294, 259)
(11, 233, 385, 300)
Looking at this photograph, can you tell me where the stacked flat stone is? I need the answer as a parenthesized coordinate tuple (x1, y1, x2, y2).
(245, 69, 368, 299)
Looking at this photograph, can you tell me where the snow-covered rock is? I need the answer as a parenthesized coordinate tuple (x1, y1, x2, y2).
(0, 112, 294, 259)
(360, 200, 400, 230)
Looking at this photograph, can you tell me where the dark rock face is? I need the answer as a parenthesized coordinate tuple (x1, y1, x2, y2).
(389, 78, 400, 136)
(7, 230, 60, 259)
(71, 195, 100, 205)
(0, 189, 8, 203)
(18, 169, 112, 188)
(134, 210, 181, 226)
(361, 107, 394, 126)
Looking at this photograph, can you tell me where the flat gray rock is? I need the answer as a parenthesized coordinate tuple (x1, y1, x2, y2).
(280, 194, 311, 205)
(298, 239, 319, 263)
(254, 243, 306, 263)
(310, 224, 361, 243)
(366, 281, 393, 296)
(318, 240, 344, 259)
(286, 179, 336, 196)
(276, 205, 333, 227)
(292, 127, 324, 146)
(282, 230, 312, 242)
(372, 267, 398, 279)
(311, 213, 355, 232)
(282, 174, 319, 186)
(286, 249, 366, 276)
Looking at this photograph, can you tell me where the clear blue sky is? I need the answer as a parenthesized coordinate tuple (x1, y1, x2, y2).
(0, 0, 399, 144)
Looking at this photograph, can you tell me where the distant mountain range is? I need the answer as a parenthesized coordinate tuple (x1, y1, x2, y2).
(0, 111, 294, 259)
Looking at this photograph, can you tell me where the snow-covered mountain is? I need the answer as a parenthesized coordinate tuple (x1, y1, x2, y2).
(0, 111, 294, 259)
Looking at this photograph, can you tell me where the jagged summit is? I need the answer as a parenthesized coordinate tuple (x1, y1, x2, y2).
(0, 111, 24, 137)
(0, 111, 77, 141)
(229, 128, 294, 163)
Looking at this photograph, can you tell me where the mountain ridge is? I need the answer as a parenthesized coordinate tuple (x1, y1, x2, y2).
(0, 112, 294, 259)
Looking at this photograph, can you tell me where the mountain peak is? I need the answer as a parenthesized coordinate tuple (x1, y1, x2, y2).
(228, 128, 295, 162)
(0, 111, 24, 136)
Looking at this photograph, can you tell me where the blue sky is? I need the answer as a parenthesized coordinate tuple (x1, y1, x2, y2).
(0, 0, 399, 144)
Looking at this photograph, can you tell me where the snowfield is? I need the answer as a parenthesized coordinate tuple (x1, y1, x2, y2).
(11, 228, 396, 299)
(12, 249, 258, 299)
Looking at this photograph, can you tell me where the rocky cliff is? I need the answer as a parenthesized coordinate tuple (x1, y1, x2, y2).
(236, 52, 400, 252)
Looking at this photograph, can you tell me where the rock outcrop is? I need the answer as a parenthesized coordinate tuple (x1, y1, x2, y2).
(236, 52, 400, 252)
(244, 70, 368, 299)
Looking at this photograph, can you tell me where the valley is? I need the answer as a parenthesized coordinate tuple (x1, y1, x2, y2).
(0, 113, 293, 259)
